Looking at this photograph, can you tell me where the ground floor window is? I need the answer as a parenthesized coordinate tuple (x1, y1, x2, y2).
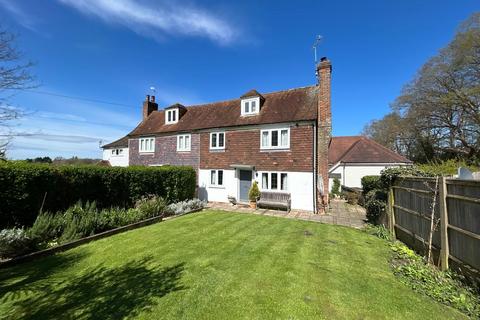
(261, 172, 288, 191)
(210, 169, 224, 186)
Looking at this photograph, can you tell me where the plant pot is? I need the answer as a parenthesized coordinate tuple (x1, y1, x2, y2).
(249, 201, 257, 209)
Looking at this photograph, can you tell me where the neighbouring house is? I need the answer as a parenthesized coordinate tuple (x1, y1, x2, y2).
(102, 136, 129, 167)
(328, 136, 412, 190)
(102, 57, 333, 212)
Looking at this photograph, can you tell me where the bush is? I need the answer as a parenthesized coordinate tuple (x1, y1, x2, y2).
(165, 199, 207, 216)
(248, 181, 260, 202)
(135, 195, 167, 220)
(28, 212, 64, 247)
(344, 191, 359, 205)
(391, 241, 480, 318)
(60, 201, 98, 243)
(330, 178, 341, 198)
(365, 198, 386, 224)
(0, 162, 196, 228)
(361, 175, 382, 195)
(0, 228, 34, 259)
(364, 224, 392, 241)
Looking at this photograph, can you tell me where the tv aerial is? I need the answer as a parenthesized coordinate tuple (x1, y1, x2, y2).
(312, 35, 323, 64)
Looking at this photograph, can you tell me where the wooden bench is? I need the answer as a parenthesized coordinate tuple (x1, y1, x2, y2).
(257, 192, 291, 212)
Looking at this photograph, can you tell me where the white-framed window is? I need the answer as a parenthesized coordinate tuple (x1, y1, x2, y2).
(260, 128, 290, 149)
(210, 169, 224, 187)
(139, 137, 155, 153)
(210, 132, 225, 150)
(241, 97, 260, 116)
(261, 172, 288, 191)
(177, 134, 191, 151)
(165, 109, 178, 124)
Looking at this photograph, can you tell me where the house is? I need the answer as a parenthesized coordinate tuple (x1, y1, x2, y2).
(102, 136, 129, 167)
(102, 57, 332, 212)
(328, 136, 412, 190)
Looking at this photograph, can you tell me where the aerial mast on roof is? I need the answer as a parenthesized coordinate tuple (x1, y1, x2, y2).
(312, 35, 323, 64)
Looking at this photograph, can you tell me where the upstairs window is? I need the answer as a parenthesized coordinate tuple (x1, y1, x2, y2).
(210, 169, 224, 187)
(139, 137, 155, 153)
(166, 109, 178, 124)
(261, 172, 288, 191)
(260, 128, 290, 149)
(210, 132, 225, 150)
(177, 134, 191, 151)
(241, 97, 260, 116)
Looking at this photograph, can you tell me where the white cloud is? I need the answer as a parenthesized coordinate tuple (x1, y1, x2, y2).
(58, 0, 238, 45)
(0, 0, 37, 31)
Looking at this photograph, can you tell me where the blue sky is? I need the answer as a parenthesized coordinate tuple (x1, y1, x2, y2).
(0, 0, 477, 159)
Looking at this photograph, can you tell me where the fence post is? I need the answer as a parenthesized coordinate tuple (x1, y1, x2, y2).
(388, 187, 396, 238)
(439, 176, 449, 271)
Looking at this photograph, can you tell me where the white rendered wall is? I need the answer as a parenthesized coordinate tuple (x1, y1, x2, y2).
(199, 169, 314, 212)
(198, 169, 237, 203)
(102, 148, 129, 167)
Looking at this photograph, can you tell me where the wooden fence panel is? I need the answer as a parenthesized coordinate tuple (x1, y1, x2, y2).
(391, 177, 480, 279)
(446, 180, 480, 271)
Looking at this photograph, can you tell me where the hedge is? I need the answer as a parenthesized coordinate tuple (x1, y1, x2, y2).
(0, 162, 196, 228)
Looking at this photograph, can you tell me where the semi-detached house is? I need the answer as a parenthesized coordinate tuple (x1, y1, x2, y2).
(102, 57, 332, 213)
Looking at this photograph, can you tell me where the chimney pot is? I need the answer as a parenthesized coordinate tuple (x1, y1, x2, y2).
(146, 94, 150, 102)
(151, 95, 155, 103)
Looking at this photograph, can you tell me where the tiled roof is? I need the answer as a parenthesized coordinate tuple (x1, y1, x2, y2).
(329, 136, 412, 164)
(102, 136, 129, 149)
(128, 86, 318, 136)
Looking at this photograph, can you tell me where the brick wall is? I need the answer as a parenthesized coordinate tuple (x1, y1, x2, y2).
(200, 124, 314, 172)
(129, 134, 200, 168)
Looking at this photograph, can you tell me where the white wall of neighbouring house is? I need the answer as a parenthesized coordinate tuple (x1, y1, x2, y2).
(329, 163, 411, 190)
(199, 168, 315, 212)
(102, 148, 129, 167)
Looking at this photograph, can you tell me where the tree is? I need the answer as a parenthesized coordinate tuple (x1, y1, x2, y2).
(364, 12, 480, 164)
(0, 27, 35, 158)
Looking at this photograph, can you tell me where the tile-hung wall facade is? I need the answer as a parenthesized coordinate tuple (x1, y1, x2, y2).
(129, 134, 200, 168)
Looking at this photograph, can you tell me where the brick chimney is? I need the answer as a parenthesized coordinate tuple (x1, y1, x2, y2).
(316, 57, 332, 213)
(143, 95, 158, 120)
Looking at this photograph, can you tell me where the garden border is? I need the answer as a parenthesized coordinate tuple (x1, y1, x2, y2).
(0, 208, 203, 268)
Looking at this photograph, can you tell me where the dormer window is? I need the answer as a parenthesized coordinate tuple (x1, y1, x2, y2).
(241, 97, 260, 116)
(166, 109, 178, 124)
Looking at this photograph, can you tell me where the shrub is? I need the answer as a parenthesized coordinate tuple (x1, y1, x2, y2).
(0, 228, 34, 259)
(248, 181, 261, 202)
(365, 198, 386, 224)
(330, 178, 341, 198)
(361, 175, 382, 195)
(165, 199, 206, 216)
(135, 195, 167, 220)
(0, 162, 196, 228)
(28, 212, 64, 247)
(60, 201, 98, 243)
(391, 241, 480, 318)
(364, 224, 392, 241)
(344, 191, 359, 205)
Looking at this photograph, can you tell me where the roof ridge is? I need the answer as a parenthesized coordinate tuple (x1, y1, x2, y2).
(337, 137, 363, 163)
(157, 84, 317, 111)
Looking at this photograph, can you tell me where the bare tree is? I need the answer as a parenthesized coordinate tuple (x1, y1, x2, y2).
(0, 27, 36, 158)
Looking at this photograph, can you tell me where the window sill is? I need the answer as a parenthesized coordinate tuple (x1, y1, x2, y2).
(240, 113, 259, 117)
(208, 185, 225, 189)
(260, 148, 290, 152)
(209, 148, 225, 152)
(177, 150, 191, 153)
(139, 152, 155, 155)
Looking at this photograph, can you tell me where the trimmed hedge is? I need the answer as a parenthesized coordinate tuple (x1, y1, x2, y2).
(361, 175, 383, 195)
(0, 162, 196, 228)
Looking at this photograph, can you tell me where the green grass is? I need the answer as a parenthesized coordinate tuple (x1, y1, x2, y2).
(0, 210, 467, 319)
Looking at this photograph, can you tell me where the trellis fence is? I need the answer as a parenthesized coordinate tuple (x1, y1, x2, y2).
(387, 176, 480, 277)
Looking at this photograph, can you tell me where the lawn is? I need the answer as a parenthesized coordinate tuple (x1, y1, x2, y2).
(0, 210, 467, 319)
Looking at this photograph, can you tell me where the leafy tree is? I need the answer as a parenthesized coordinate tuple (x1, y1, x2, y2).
(364, 12, 480, 164)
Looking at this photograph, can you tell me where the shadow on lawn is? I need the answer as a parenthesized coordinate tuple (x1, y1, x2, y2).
(1, 256, 185, 320)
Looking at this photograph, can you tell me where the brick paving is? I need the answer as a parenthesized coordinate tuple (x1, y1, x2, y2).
(207, 199, 366, 229)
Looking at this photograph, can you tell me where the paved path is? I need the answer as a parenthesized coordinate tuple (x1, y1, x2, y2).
(207, 199, 366, 229)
